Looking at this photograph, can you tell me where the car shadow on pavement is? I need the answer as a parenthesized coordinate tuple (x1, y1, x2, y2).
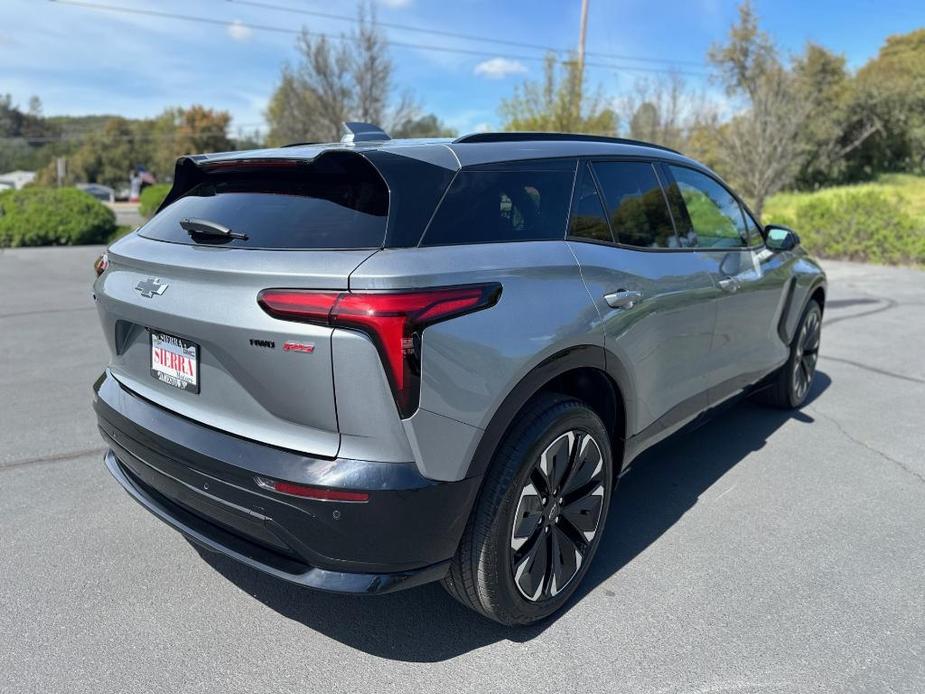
(197, 372, 830, 662)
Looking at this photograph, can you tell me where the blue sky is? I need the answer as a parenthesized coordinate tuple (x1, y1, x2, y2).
(2, 0, 922, 136)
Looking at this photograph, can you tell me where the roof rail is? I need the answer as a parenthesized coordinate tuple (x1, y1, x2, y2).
(453, 131, 681, 155)
(341, 122, 391, 143)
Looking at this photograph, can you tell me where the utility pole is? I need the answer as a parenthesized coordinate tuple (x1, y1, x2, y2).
(577, 0, 589, 77)
(575, 0, 589, 126)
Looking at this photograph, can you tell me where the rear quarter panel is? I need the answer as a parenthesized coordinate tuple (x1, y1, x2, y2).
(348, 241, 604, 481)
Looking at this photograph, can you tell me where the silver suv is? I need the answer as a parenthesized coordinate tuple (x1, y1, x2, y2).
(92, 125, 826, 625)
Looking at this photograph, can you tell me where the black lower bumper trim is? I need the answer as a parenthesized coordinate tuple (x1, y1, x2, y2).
(105, 450, 451, 594)
(93, 370, 481, 588)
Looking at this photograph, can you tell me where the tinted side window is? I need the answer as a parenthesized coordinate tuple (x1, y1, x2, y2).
(667, 165, 747, 249)
(422, 166, 575, 246)
(592, 162, 676, 248)
(743, 209, 764, 246)
(568, 163, 612, 242)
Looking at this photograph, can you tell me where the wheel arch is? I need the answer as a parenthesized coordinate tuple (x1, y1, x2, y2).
(779, 276, 827, 345)
(466, 345, 631, 481)
(810, 284, 826, 313)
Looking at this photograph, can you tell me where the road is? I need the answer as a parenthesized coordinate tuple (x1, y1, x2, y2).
(1, 246, 923, 694)
(106, 202, 145, 230)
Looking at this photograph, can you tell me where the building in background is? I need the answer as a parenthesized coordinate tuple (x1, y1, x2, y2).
(0, 170, 36, 190)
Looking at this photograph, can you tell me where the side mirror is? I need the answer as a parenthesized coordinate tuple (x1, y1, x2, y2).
(765, 224, 800, 251)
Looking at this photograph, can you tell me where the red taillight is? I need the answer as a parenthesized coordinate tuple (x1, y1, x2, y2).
(94, 252, 109, 277)
(254, 476, 369, 503)
(258, 284, 502, 417)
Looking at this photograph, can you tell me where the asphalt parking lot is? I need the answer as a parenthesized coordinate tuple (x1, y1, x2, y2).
(1, 246, 923, 693)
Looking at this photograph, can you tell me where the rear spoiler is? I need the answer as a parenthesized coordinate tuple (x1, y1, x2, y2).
(156, 156, 310, 214)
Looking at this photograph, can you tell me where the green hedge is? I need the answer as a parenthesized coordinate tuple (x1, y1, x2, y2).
(0, 187, 116, 247)
(138, 183, 171, 218)
(766, 189, 925, 265)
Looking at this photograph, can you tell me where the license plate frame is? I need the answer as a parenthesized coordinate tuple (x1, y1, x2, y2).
(149, 329, 200, 394)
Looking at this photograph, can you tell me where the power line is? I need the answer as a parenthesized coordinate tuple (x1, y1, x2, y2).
(223, 0, 708, 68)
(0, 133, 266, 147)
(47, 0, 712, 77)
(226, 0, 563, 54)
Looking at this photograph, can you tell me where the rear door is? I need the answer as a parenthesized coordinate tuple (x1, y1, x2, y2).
(95, 153, 390, 457)
(660, 164, 792, 403)
(567, 160, 717, 445)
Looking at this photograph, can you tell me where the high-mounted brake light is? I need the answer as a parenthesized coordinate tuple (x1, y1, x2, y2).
(258, 284, 502, 417)
(254, 476, 369, 503)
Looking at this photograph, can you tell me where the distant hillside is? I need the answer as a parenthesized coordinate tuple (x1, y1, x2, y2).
(44, 114, 123, 137)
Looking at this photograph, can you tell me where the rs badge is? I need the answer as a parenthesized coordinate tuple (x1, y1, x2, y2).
(283, 341, 315, 353)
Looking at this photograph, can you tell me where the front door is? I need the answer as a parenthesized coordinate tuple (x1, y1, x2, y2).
(567, 160, 718, 448)
(660, 164, 792, 404)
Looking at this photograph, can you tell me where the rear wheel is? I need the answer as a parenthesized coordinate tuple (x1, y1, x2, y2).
(757, 299, 822, 409)
(443, 395, 613, 625)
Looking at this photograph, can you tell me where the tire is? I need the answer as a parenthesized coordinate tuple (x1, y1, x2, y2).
(442, 394, 613, 625)
(756, 299, 822, 409)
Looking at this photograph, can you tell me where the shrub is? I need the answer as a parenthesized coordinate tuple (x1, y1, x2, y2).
(782, 190, 925, 265)
(138, 183, 171, 218)
(0, 187, 116, 247)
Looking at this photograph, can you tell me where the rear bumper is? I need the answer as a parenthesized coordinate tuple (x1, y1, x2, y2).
(93, 371, 481, 594)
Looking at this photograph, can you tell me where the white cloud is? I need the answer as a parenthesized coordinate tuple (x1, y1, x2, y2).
(227, 20, 253, 42)
(474, 57, 528, 80)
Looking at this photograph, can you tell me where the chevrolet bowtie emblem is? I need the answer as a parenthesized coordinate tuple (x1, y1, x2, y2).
(135, 277, 169, 298)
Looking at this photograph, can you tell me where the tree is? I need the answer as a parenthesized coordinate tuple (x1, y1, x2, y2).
(266, 2, 418, 145)
(149, 105, 232, 174)
(36, 116, 149, 188)
(849, 28, 925, 177)
(708, 1, 809, 217)
(792, 44, 853, 187)
(619, 73, 710, 152)
(34, 105, 233, 187)
(790, 43, 887, 189)
(391, 113, 456, 139)
(499, 54, 616, 134)
(27, 96, 42, 120)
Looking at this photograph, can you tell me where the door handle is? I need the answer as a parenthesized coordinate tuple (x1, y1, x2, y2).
(718, 277, 740, 293)
(604, 289, 642, 309)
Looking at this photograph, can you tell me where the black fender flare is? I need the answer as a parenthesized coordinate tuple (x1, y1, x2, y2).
(779, 276, 827, 345)
(466, 344, 634, 479)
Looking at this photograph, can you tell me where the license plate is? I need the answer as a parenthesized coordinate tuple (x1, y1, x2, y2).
(150, 330, 199, 393)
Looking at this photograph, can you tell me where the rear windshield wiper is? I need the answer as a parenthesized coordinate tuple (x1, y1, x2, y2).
(179, 217, 248, 241)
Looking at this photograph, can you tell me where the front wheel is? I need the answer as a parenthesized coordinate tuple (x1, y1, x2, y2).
(757, 299, 822, 409)
(442, 395, 613, 625)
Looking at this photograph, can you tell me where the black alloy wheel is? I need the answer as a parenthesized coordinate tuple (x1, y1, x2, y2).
(509, 430, 606, 601)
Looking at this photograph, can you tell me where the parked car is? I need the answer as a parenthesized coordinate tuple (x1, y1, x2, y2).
(76, 182, 115, 203)
(92, 125, 825, 625)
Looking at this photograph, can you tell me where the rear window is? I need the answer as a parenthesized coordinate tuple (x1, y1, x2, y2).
(592, 161, 676, 249)
(421, 161, 576, 246)
(568, 163, 612, 243)
(139, 153, 388, 249)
